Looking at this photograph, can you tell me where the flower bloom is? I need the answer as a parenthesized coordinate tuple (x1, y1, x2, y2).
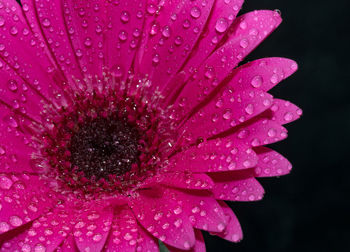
(0, 0, 301, 251)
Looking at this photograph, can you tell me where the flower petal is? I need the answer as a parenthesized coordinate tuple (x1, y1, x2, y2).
(21, 0, 85, 86)
(57, 236, 79, 252)
(267, 99, 303, 125)
(180, 90, 273, 140)
(181, 0, 244, 80)
(62, 0, 106, 78)
(0, 59, 50, 122)
(215, 201, 243, 243)
(166, 229, 206, 252)
(0, 106, 38, 173)
(160, 172, 214, 190)
(136, 0, 215, 91)
(177, 190, 227, 233)
(104, 207, 138, 252)
(5, 203, 74, 252)
(226, 58, 298, 93)
(129, 187, 195, 250)
(220, 119, 288, 147)
(169, 139, 257, 172)
(104, 0, 147, 80)
(210, 173, 264, 201)
(136, 225, 159, 252)
(172, 10, 282, 116)
(0, 175, 57, 235)
(0, 0, 69, 107)
(254, 147, 292, 177)
(73, 203, 113, 252)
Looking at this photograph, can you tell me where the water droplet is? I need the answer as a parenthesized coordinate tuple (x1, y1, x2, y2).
(9, 216, 23, 227)
(161, 25, 171, 38)
(120, 11, 130, 23)
(190, 7, 201, 19)
(215, 18, 229, 33)
(7, 79, 18, 92)
(0, 222, 10, 233)
(284, 112, 293, 122)
(42, 18, 51, 27)
(251, 76, 263, 88)
(0, 176, 12, 190)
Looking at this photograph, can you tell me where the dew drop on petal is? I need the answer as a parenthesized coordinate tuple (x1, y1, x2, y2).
(215, 18, 229, 33)
(190, 7, 201, 19)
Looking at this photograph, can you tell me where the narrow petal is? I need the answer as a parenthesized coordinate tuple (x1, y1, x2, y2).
(160, 172, 214, 190)
(179, 90, 273, 140)
(5, 203, 74, 252)
(74, 204, 113, 252)
(210, 173, 264, 201)
(0, 0, 69, 107)
(254, 147, 292, 177)
(227, 58, 298, 92)
(104, 0, 147, 80)
(57, 236, 79, 252)
(168, 139, 257, 172)
(129, 187, 195, 250)
(0, 175, 57, 235)
(104, 207, 138, 252)
(166, 229, 206, 252)
(136, 0, 215, 91)
(0, 105, 37, 173)
(181, 0, 244, 80)
(62, 0, 106, 78)
(136, 226, 159, 252)
(0, 59, 49, 122)
(172, 10, 282, 116)
(219, 119, 288, 147)
(21, 0, 84, 85)
(267, 99, 303, 125)
(215, 201, 243, 243)
(176, 190, 227, 233)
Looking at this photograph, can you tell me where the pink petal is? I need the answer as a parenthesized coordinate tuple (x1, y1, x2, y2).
(0, 0, 69, 108)
(129, 187, 195, 250)
(223, 119, 288, 147)
(176, 190, 227, 233)
(172, 10, 282, 116)
(254, 147, 292, 177)
(5, 203, 74, 252)
(166, 229, 206, 252)
(215, 201, 243, 243)
(104, 207, 138, 252)
(181, 0, 244, 80)
(57, 236, 79, 252)
(21, 0, 84, 86)
(74, 204, 113, 252)
(179, 90, 273, 140)
(0, 175, 56, 235)
(104, 0, 147, 80)
(159, 172, 214, 190)
(0, 59, 48, 122)
(62, 0, 106, 78)
(267, 99, 303, 125)
(168, 139, 257, 172)
(135, 225, 159, 252)
(0, 106, 37, 173)
(226, 58, 298, 93)
(136, 0, 215, 92)
(210, 173, 264, 201)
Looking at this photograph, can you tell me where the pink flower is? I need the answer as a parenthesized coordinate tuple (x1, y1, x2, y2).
(0, 0, 302, 251)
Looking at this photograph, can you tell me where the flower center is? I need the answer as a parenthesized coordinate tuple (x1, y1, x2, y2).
(69, 116, 140, 181)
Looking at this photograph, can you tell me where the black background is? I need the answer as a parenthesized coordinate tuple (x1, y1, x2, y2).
(13, 0, 350, 251)
(204, 0, 350, 251)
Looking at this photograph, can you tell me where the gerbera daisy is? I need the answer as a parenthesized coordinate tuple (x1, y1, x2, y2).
(0, 0, 302, 251)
